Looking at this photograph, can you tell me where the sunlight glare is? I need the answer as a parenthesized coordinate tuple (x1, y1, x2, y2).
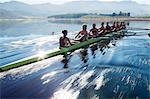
(52, 89, 80, 99)
(41, 71, 57, 80)
(37, 50, 47, 60)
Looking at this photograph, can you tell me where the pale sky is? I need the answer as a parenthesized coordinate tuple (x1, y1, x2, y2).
(0, 0, 150, 5)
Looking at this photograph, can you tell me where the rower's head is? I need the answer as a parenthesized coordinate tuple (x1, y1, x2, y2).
(106, 22, 109, 26)
(101, 22, 104, 26)
(116, 22, 119, 25)
(113, 22, 116, 25)
(62, 30, 68, 37)
(120, 22, 123, 25)
(92, 24, 96, 28)
(82, 25, 87, 30)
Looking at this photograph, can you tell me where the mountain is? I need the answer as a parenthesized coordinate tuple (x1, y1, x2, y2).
(0, 1, 150, 19)
(61, 1, 150, 16)
(0, 8, 24, 19)
(0, 1, 46, 17)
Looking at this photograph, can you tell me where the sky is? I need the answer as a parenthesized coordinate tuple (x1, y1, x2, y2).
(0, 0, 150, 5)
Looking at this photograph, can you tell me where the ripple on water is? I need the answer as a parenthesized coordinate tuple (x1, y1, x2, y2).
(51, 65, 149, 99)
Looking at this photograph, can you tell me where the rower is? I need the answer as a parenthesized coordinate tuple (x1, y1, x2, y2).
(75, 25, 88, 42)
(122, 22, 126, 29)
(115, 22, 120, 31)
(59, 30, 72, 48)
(105, 22, 112, 33)
(111, 22, 116, 31)
(120, 22, 123, 29)
(89, 24, 99, 38)
(98, 22, 105, 35)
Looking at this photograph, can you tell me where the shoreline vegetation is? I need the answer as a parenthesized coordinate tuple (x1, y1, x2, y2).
(0, 16, 150, 22)
(81, 16, 150, 21)
(47, 13, 150, 21)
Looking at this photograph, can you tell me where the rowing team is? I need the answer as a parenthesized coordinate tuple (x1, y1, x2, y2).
(59, 21, 126, 48)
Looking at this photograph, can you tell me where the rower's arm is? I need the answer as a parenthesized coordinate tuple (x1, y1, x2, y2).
(88, 30, 92, 36)
(67, 38, 72, 45)
(98, 28, 102, 32)
(75, 32, 80, 39)
(112, 28, 116, 32)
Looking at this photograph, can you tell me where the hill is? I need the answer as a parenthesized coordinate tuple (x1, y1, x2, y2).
(0, 1, 150, 19)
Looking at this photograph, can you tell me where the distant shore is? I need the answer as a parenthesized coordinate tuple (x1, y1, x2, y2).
(48, 16, 150, 22)
(0, 16, 150, 22)
(81, 16, 150, 22)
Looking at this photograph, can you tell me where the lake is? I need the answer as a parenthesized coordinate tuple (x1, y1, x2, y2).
(0, 19, 150, 99)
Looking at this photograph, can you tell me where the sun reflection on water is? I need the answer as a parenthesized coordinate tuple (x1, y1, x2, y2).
(51, 70, 109, 99)
(37, 50, 47, 60)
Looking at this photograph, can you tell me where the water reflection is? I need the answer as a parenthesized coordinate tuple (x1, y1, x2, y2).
(90, 44, 98, 58)
(48, 20, 84, 25)
(0, 20, 149, 37)
(0, 20, 82, 37)
(61, 53, 72, 68)
(79, 48, 89, 64)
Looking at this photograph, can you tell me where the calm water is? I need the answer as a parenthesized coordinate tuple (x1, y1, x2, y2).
(0, 20, 150, 99)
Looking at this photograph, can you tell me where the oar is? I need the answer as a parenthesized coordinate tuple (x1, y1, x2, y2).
(125, 34, 150, 37)
(122, 33, 136, 36)
(127, 31, 149, 34)
(124, 31, 150, 37)
(70, 39, 80, 44)
(127, 27, 150, 30)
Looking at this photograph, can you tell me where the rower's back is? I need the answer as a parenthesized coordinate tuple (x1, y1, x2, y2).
(111, 22, 116, 31)
(90, 24, 99, 38)
(122, 22, 126, 29)
(99, 22, 105, 35)
(75, 25, 88, 42)
(106, 22, 111, 33)
(59, 30, 72, 48)
(115, 22, 120, 31)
